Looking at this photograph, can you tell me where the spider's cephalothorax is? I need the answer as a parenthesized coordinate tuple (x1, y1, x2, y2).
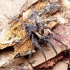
(25, 24, 37, 35)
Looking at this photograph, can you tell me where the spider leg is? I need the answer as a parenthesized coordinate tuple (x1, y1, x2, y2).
(4, 14, 26, 27)
(29, 33, 35, 59)
(29, 41, 35, 60)
(35, 41, 46, 61)
(27, 34, 36, 70)
(31, 32, 47, 61)
(43, 39, 57, 54)
(44, 35, 67, 47)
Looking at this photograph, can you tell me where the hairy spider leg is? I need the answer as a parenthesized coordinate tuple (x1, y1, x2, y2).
(32, 33, 47, 61)
(31, 8, 39, 28)
(4, 14, 26, 27)
(33, 11, 38, 25)
(43, 39, 57, 54)
(43, 35, 67, 48)
(29, 34, 35, 59)
(35, 41, 46, 61)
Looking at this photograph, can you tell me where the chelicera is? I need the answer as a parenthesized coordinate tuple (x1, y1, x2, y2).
(11, 11, 67, 61)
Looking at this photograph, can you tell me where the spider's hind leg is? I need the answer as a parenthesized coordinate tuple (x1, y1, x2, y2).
(43, 38, 57, 55)
(32, 32, 47, 61)
(44, 35, 67, 48)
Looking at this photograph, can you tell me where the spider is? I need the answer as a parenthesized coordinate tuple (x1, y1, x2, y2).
(5, 9, 67, 61)
(8, 11, 67, 61)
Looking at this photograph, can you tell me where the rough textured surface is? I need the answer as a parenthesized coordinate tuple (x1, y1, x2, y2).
(0, 0, 39, 44)
(0, 0, 70, 70)
(0, 0, 26, 42)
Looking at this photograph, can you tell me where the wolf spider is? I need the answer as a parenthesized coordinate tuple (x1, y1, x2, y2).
(5, 10, 67, 61)
(9, 11, 67, 61)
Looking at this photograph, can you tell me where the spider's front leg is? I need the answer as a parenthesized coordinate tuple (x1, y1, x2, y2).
(31, 32, 47, 61)
(29, 34, 35, 59)
(42, 35, 67, 55)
